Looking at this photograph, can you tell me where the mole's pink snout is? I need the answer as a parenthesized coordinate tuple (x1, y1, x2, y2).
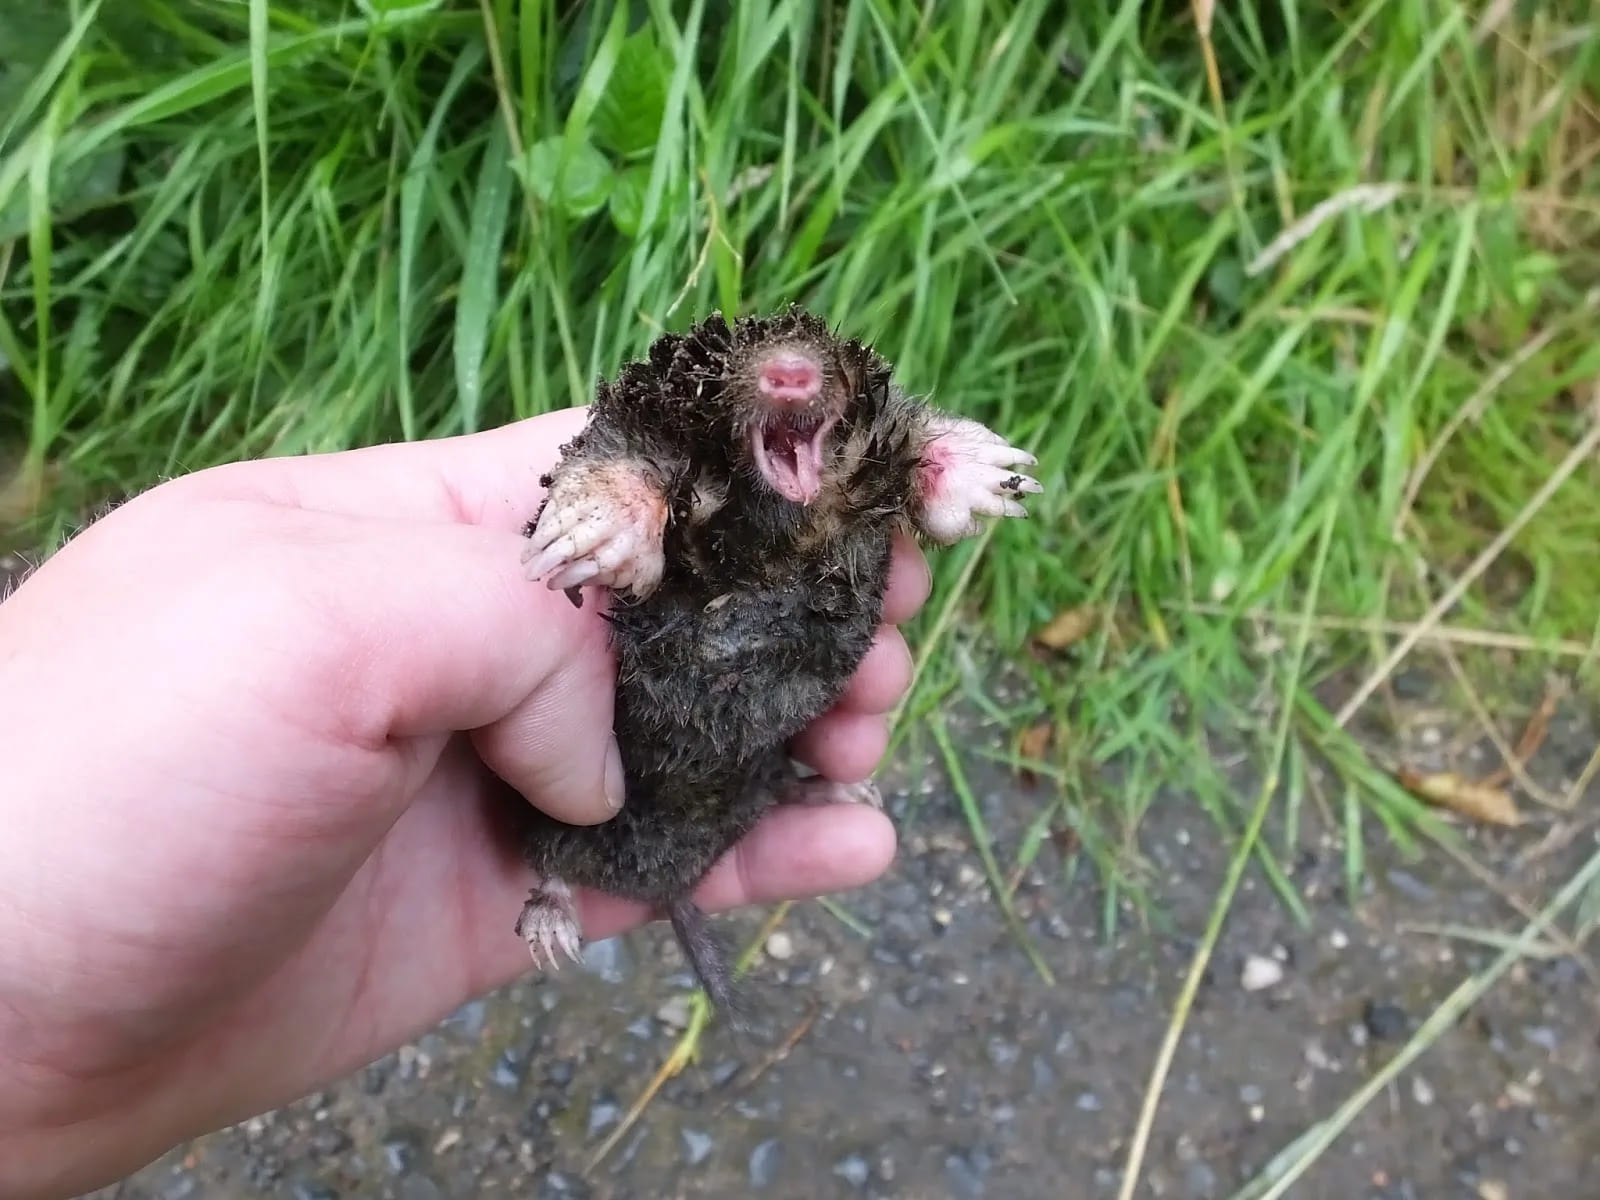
(756, 352, 822, 404)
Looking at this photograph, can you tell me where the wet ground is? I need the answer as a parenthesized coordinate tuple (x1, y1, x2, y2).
(66, 645, 1596, 1200)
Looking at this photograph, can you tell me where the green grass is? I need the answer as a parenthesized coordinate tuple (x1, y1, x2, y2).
(5, 0, 1600, 1188)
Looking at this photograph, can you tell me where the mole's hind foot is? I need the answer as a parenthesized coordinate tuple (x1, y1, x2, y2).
(781, 777, 884, 810)
(914, 413, 1042, 543)
(521, 458, 668, 599)
(514, 877, 583, 970)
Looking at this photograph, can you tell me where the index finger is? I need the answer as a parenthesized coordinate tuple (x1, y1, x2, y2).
(166, 407, 594, 530)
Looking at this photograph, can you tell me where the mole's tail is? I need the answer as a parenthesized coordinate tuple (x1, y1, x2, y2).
(667, 898, 747, 1028)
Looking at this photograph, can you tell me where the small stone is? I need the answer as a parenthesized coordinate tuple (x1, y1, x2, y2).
(490, 1050, 524, 1091)
(1364, 1001, 1408, 1041)
(291, 1184, 337, 1200)
(1523, 1026, 1558, 1053)
(545, 1059, 575, 1087)
(1075, 1091, 1102, 1112)
(986, 1037, 1021, 1067)
(681, 1130, 714, 1166)
(957, 863, 982, 888)
(1249, 1104, 1265, 1123)
(1031, 1056, 1058, 1092)
(1329, 929, 1349, 950)
(382, 1134, 418, 1175)
(587, 1096, 620, 1136)
(748, 1139, 782, 1188)
(1411, 1076, 1435, 1106)
(1185, 1162, 1218, 1197)
(580, 936, 631, 983)
(163, 1172, 199, 1200)
(1385, 869, 1434, 902)
(444, 999, 487, 1039)
(765, 931, 795, 960)
(656, 995, 691, 1029)
(311, 1128, 351, 1156)
(1239, 1084, 1263, 1105)
(1477, 1182, 1508, 1200)
(709, 1059, 741, 1087)
(626, 1018, 653, 1039)
(433, 1128, 463, 1155)
(933, 907, 953, 929)
(833, 1154, 871, 1187)
(944, 1147, 992, 1198)
(1241, 955, 1284, 991)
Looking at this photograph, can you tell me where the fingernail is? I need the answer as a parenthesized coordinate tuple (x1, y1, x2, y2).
(603, 735, 626, 812)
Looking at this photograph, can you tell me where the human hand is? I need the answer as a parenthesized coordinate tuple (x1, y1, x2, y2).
(0, 407, 928, 1199)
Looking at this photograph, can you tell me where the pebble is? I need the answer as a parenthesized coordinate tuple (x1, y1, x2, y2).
(587, 1096, 620, 1136)
(656, 996, 691, 1030)
(443, 999, 487, 1040)
(382, 1134, 418, 1175)
(1477, 1182, 1509, 1200)
(1241, 955, 1284, 991)
(748, 1138, 782, 1188)
(310, 1128, 351, 1156)
(681, 1130, 714, 1166)
(1031, 1056, 1058, 1092)
(290, 1184, 336, 1200)
(987, 1037, 1021, 1067)
(162, 1172, 199, 1200)
(580, 936, 631, 983)
(1239, 1084, 1263, 1105)
(709, 1059, 742, 1087)
(1076, 1091, 1103, 1112)
(1364, 1001, 1409, 1041)
(833, 1154, 871, 1187)
(765, 931, 795, 960)
(433, 1128, 463, 1155)
(626, 1018, 653, 1040)
(1185, 1162, 1219, 1197)
(401, 1179, 444, 1200)
(1411, 1076, 1435, 1106)
(1524, 1025, 1558, 1053)
(1385, 869, 1434, 902)
(1329, 929, 1349, 950)
(490, 1050, 524, 1091)
(545, 1059, 575, 1087)
(944, 1147, 992, 1198)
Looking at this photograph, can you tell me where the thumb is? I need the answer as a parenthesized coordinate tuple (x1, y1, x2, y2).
(233, 503, 625, 827)
(467, 618, 626, 827)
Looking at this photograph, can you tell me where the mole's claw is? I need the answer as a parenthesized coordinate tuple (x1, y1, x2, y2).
(546, 559, 601, 592)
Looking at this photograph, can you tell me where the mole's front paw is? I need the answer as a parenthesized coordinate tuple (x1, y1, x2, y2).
(522, 459, 668, 598)
(913, 414, 1042, 543)
(515, 878, 584, 970)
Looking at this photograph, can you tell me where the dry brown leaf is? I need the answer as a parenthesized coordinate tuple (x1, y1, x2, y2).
(1399, 766, 1522, 828)
(1015, 720, 1054, 788)
(1035, 605, 1098, 651)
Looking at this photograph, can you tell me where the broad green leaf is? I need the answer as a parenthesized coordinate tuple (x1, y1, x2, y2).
(592, 27, 667, 160)
(521, 136, 614, 221)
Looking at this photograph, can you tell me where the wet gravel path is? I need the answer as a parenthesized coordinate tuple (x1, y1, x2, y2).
(86, 673, 1600, 1200)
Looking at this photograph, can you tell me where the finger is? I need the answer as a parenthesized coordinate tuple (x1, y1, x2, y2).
(831, 627, 913, 715)
(574, 803, 898, 942)
(162, 408, 593, 531)
(787, 709, 890, 782)
(881, 528, 931, 625)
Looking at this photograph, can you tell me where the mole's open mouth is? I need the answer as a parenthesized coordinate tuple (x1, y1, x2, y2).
(751, 413, 836, 505)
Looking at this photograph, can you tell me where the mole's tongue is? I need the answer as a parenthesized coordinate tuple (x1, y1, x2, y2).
(754, 420, 828, 505)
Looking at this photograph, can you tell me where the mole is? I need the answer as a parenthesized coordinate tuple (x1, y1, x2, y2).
(513, 305, 1041, 1024)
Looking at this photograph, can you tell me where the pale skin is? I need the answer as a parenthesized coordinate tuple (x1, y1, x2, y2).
(0, 407, 932, 1200)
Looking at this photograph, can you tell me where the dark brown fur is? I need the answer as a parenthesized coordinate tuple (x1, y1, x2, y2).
(514, 308, 956, 1023)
